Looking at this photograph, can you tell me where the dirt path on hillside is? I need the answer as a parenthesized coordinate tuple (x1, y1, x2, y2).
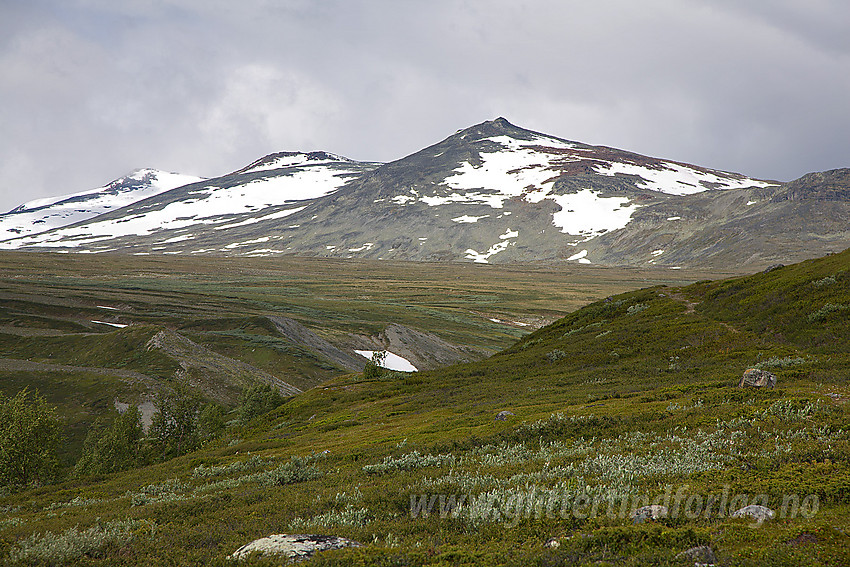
(667, 292, 700, 314)
(0, 358, 158, 386)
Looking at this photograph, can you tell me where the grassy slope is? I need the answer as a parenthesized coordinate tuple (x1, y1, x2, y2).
(1, 251, 848, 565)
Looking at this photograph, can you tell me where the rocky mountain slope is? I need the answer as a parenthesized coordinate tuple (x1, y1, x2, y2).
(2, 119, 847, 269)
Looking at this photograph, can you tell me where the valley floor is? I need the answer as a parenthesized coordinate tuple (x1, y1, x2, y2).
(2, 250, 847, 565)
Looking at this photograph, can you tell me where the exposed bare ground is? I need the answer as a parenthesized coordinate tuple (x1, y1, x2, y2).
(667, 291, 700, 314)
(146, 329, 302, 399)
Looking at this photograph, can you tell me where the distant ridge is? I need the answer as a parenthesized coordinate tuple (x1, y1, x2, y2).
(1, 118, 847, 270)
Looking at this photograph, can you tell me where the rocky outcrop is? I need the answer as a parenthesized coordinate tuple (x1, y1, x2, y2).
(268, 316, 367, 372)
(738, 368, 777, 388)
(675, 545, 717, 565)
(731, 504, 775, 524)
(632, 505, 667, 523)
(229, 534, 360, 561)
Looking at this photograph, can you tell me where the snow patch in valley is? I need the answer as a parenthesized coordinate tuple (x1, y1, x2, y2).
(354, 350, 418, 372)
(244, 248, 287, 257)
(567, 249, 592, 264)
(91, 320, 128, 328)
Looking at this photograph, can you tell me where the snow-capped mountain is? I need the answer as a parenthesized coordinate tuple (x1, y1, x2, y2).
(2, 118, 847, 269)
(0, 153, 381, 252)
(0, 169, 204, 240)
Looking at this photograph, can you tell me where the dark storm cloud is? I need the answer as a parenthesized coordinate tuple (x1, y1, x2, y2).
(1, 0, 849, 212)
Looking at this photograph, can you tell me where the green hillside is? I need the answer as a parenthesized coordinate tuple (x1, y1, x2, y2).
(1, 250, 848, 565)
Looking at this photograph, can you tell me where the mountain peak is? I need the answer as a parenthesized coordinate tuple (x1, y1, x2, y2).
(236, 151, 355, 175)
(489, 116, 515, 128)
(452, 117, 534, 140)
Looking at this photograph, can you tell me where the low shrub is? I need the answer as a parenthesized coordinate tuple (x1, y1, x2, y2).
(363, 451, 455, 475)
(8, 519, 154, 565)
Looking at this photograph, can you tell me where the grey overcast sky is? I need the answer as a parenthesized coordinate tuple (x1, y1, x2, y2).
(1, 0, 849, 213)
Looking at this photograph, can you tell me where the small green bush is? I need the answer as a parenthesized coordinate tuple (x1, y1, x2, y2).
(812, 275, 837, 287)
(260, 454, 324, 485)
(192, 454, 269, 478)
(289, 504, 370, 530)
(808, 303, 848, 322)
(762, 399, 823, 421)
(363, 451, 455, 475)
(129, 478, 188, 506)
(546, 349, 567, 362)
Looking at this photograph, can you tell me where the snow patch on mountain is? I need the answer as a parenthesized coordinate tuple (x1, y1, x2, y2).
(549, 189, 639, 240)
(452, 214, 489, 223)
(391, 134, 644, 242)
(441, 135, 568, 206)
(464, 228, 518, 263)
(213, 206, 308, 231)
(593, 161, 774, 195)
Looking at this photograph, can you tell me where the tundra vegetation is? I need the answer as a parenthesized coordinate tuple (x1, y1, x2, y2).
(0, 250, 847, 565)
